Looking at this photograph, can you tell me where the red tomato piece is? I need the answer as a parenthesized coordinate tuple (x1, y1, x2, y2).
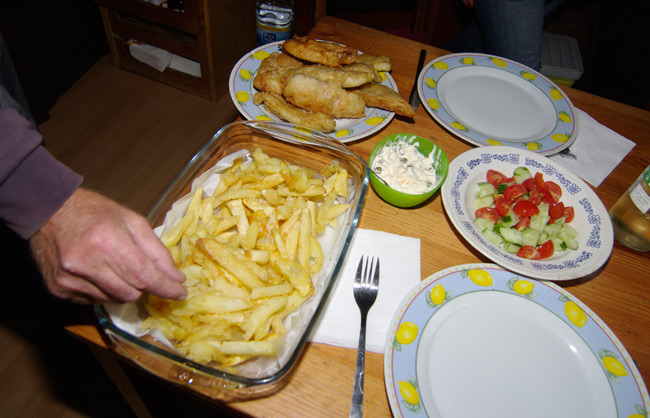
(543, 181, 562, 204)
(564, 206, 575, 223)
(514, 216, 530, 231)
(475, 207, 499, 223)
(534, 172, 545, 191)
(513, 200, 540, 217)
(517, 245, 541, 260)
(487, 169, 513, 188)
(537, 240, 554, 259)
(504, 184, 527, 201)
(494, 195, 512, 218)
(522, 177, 537, 192)
(549, 201, 565, 220)
(527, 186, 542, 205)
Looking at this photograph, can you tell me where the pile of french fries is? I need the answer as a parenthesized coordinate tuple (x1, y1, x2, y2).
(142, 148, 351, 370)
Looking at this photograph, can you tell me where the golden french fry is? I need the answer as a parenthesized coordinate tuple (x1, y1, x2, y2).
(198, 239, 264, 289)
(298, 208, 311, 272)
(243, 295, 288, 340)
(274, 259, 312, 298)
(250, 282, 293, 300)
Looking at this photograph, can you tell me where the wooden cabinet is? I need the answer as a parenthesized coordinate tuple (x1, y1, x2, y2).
(95, 0, 256, 101)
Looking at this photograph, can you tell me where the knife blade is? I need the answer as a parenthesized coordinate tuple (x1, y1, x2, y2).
(409, 49, 427, 111)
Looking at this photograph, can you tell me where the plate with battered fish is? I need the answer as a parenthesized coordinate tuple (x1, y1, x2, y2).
(229, 40, 403, 143)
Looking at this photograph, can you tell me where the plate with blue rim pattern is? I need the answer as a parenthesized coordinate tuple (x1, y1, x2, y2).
(228, 40, 397, 143)
(418, 53, 578, 156)
(440, 146, 613, 280)
(385, 263, 650, 418)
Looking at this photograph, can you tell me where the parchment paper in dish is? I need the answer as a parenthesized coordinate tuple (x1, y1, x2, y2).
(106, 149, 355, 378)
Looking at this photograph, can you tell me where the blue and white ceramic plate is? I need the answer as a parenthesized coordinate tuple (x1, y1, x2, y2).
(440, 146, 613, 280)
(385, 264, 650, 418)
(418, 53, 578, 156)
(228, 41, 396, 143)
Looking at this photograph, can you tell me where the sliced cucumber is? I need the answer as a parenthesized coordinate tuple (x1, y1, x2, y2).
(477, 182, 497, 197)
(559, 224, 579, 240)
(500, 227, 523, 245)
(503, 242, 522, 254)
(544, 223, 563, 238)
(474, 217, 495, 232)
(513, 167, 532, 184)
(483, 229, 505, 246)
(530, 214, 551, 231)
(475, 196, 494, 209)
(522, 227, 541, 247)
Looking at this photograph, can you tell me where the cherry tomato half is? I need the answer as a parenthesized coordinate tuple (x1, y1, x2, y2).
(537, 239, 554, 259)
(514, 216, 530, 231)
(486, 169, 513, 188)
(564, 206, 575, 223)
(504, 184, 527, 201)
(517, 245, 541, 260)
(494, 195, 512, 218)
(475, 207, 499, 223)
(543, 181, 562, 204)
(513, 200, 540, 217)
(549, 201, 565, 221)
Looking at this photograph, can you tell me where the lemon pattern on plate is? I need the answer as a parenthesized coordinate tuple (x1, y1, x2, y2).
(365, 116, 384, 126)
(451, 121, 469, 132)
(627, 406, 648, 418)
(600, 349, 629, 382)
(560, 296, 587, 328)
(394, 321, 419, 350)
(239, 68, 252, 81)
(427, 98, 440, 111)
(486, 138, 503, 146)
(463, 268, 493, 287)
(520, 71, 537, 80)
(549, 88, 563, 100)
(426, 283, 449, 307)
(335, 129, 351, 138)
(252, 50, 270, 61)
(461, 56, 474, 65)
(551, 133, 570, 143)
(236, 91, 250, 103)
(558, 111, 572, 123)
(433, 61, 449, 70)
(398, 377, 422, 413)
(507, 277, 537, 298)
(425, 77, 436, 89)
(526, 142, 542, 151)
(256, 115, 273, 121)
(490, 57, 507, 68)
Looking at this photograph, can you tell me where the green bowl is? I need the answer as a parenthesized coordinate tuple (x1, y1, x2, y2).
(369, 133, 449, 208)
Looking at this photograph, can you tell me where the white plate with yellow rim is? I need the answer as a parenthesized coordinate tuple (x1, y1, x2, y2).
(228, 40, 397, 143)
(384, 263, 650, 418)
(418, 53, 578, 155)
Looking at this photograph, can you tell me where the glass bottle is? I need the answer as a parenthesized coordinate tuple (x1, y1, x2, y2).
(256, 0, 294, 46)
(609, 165, 650, 252)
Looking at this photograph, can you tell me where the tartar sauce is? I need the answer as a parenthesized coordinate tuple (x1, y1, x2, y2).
(371, 137, 440, 194)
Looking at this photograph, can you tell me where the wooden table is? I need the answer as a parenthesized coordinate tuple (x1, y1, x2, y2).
(66, 16, 650, 418)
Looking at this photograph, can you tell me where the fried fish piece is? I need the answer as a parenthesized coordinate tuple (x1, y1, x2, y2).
(253, 92, 336, 132)
(351, 82, 415, 118)
(354, 54, 392, 72)
(342, 62, 383, 83)
(283, 65, 374, 88)
(283, 73, 366, 119)
(282, 36, 358, 67)
(253, 52, 304, 95)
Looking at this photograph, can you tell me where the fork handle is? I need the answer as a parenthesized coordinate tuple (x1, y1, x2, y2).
(350, 313, 368, 418)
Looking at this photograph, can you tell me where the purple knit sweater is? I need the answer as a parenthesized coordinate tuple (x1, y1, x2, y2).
(0, 108, 83, 239)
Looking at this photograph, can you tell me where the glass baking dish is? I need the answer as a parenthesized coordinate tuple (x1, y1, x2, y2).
(94, 120, 369, 401)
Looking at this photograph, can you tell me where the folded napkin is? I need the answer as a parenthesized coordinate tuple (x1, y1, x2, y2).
(549, 108, 636, 187)
(309, 228, 421, 353)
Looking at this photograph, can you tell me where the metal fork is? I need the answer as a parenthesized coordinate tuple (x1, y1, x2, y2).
(558, 147, 578, 160)
(350, 256, 380, 418)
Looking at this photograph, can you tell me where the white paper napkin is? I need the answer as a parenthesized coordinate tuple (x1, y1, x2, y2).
(309, 228, 421, 354)
(549, 108, 636, 187)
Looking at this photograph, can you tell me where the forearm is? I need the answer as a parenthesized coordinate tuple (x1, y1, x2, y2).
(0, 108, 82, 239)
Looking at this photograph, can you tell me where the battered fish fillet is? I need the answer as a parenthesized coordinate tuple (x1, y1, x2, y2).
(283, 65, 374, 88)
(342, 62, 383, 83)
(283, 73, 366, 119)
(253, 91, 336, 132)
(283, 36, 358, 67)
(253, 52, 304, 95)
(354, 54, 392, 72)
(351, 83, 415, 118)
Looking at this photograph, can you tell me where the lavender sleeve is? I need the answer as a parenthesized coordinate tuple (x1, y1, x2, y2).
(0, 108, 83, 239)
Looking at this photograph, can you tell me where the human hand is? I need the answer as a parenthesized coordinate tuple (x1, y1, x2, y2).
(30, 188, 187, 304)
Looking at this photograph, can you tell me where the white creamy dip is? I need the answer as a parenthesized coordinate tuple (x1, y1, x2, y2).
(371, 138, 440, 194)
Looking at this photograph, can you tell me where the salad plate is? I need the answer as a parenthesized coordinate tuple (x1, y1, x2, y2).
(229, 41, 397, 143)
(440, 146, 613, 280)
(385, 263, 650, 418)
(418, 53, 578, 156)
